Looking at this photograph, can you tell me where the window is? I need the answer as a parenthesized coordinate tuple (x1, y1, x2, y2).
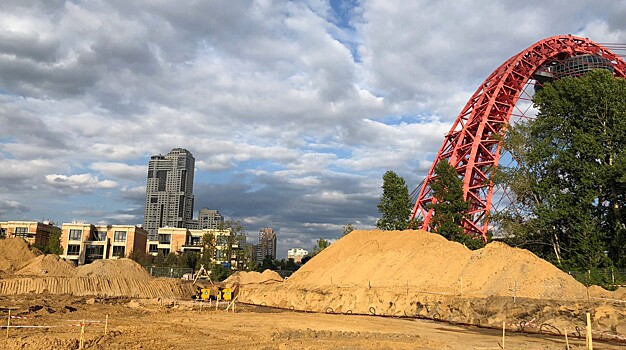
(14, 227, 28, 238)
(149, 244, 158, 253)
(67, 244, 80, 255)
(158, 234, 171, 244)
(85, 245, 104, 262)
(93, 231, 107, 241)
(112, 246, 126, 257)
(114, 231, 127, 242)
(69, 229, 82, 241)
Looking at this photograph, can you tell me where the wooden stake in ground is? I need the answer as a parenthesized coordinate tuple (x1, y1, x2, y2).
(104, 314, 108, 335)
(79, 319, 85, 349)
(6, 309, 10, 339)
(586, 312, 593, 350)
(564, 327, 570, 350)
(501, 321, 505, 350)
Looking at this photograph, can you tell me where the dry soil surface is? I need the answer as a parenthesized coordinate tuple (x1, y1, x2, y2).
(0, 294, 622, 350)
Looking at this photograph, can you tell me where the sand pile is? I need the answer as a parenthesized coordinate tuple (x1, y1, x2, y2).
(76, 258, 151, 280)
(15, 255, 76, 277)
(0, 238, 37, 273)
(223, 270, 283, 288)
(284, 230, 586, 299)
(0, 243, 190, 298)
(236, 230, 626, 334)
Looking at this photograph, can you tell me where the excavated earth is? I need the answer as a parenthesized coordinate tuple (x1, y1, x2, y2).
(1, 233, 626, 349)
(0, 238, 194, 299)
(236, 230, 626, 342)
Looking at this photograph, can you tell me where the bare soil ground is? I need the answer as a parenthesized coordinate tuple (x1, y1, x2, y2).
(0, 294, 622, 350)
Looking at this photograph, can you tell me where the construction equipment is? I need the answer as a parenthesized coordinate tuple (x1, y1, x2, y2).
(192, 264, 213, 285)
(191, 286, 232, 301)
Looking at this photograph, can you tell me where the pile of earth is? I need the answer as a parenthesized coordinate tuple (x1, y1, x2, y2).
(0, 238, 193, 298)
(0, 238, 37, 274)
(76, 258, 152, 279)
(236, 229, 626, 338)
(223, 270, 283, 288)
(16, 255, 76, 277)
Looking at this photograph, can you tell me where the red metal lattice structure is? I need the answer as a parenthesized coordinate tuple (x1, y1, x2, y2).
(410, 35, 626, 241)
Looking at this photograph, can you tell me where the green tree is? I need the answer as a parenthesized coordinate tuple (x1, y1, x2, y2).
(43, 230, 63, 254)
(427, 159, 482, 248)
(219, 219, 247, 269)
(376, 170, 412, 230)
(258, 255, 277, 271)
(497, 69, 626, 269)
(313, 238, 330, 254)
(341, 223, 356, 237)
(198, 231, 216, 268)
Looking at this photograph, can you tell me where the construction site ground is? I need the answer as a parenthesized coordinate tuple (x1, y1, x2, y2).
(0, 294, 621, 350)
(2, 232, 626, 349)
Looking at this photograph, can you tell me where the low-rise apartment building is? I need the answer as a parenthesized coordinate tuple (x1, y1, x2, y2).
(0, 220, 60, 247)
(60, 222, 148, 265)
(147, 227, 244, 267)
(287, 248, 309, 264)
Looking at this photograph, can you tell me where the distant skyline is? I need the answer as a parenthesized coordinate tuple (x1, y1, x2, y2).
(1, 1, 626, 257)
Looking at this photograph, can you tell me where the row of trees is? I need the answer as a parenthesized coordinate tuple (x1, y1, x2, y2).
(374, 69, 626, 272)
(376, 164, 482, 249)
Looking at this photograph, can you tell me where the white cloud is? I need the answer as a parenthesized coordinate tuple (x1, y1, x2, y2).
(45, 173, 118, 190)
(90, 162, 145, 180)
(0, 1, 624, 254)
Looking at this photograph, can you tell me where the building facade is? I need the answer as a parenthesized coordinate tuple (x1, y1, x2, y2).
(256, 227, 277, 264)
(143, 148, 195, 240)
(146, 227, 245, 268)
(197, 208, 224, 229)
(287, 248, 309, 264)
(60, 223, 148, 265)
(0, 220, 60, 247)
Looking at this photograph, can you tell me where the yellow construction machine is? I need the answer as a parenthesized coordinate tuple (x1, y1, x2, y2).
(192, 286, 232, 301)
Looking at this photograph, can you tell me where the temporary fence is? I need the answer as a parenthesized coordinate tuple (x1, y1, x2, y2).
(143, 266, 194, 279)
(569, 268, 626, 288)
(2, 309, 110, 349)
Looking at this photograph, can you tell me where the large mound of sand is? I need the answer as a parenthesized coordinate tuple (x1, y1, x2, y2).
(236, 230, 626, 336)
(15, 255, 76, 277)
(286, 230, 586, 299)
(223, 270, 283, 288)
(76, 258, 151, 280)
(0, 238, 37, 273)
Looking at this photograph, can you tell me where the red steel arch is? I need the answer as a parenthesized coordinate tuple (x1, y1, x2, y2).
(410, 35, 626, 241)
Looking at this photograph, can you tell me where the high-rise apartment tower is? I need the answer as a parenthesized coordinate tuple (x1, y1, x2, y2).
(198, 208, 224, 230)
(256, 227, 277, 263)
(143, 148, 195, 240)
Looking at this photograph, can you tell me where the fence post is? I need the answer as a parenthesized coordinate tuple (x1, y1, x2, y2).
(611, 269, 614, 285)
(104, 314, 108, 335)
(513, 277, 517, 304)
(6, 309, 10, 339)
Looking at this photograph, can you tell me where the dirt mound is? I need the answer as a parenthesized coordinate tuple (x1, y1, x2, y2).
(0, 276, 194, 298)
(223, 270, 283, 287)
(236, 229, 626, 336)
(15, 255, 76, 277)
(285, 230, 586, 299)
(76, 258, 151, 280)
(0, 238, 37, 273)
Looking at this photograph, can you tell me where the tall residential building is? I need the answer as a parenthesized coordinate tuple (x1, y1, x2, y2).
(143, 148, 195, 240)
(198, 208, 224, 229)
(256, 227, 277, 263)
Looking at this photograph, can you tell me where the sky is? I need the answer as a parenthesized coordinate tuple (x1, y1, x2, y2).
(1, 1, 625, 258)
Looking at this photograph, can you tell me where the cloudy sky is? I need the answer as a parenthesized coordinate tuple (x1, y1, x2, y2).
(1, 1, 625, 257)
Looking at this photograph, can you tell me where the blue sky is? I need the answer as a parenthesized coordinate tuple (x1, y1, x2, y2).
(1, 0, 625, 257)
